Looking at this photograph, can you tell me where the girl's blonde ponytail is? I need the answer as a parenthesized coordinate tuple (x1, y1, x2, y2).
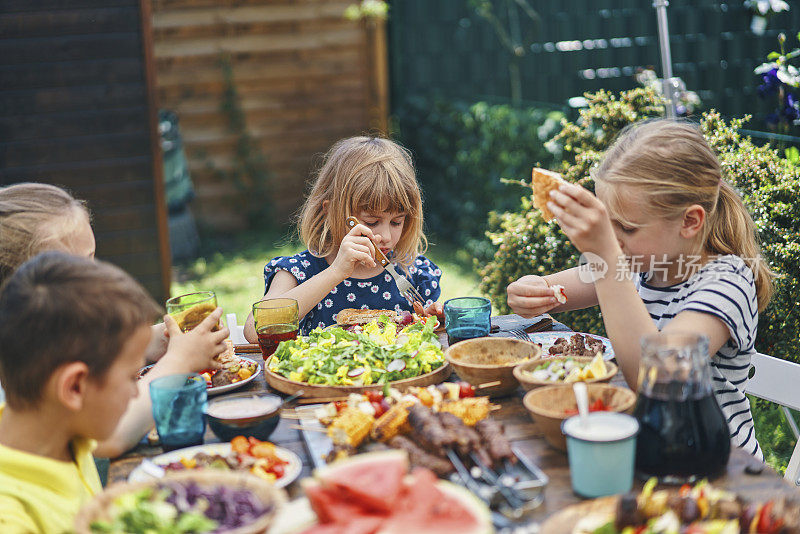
(706, 180, 773, 311)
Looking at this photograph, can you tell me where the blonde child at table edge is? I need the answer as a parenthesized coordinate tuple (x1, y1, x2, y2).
(507, 119, 773, 459)
(0, 182, 230, 458)
(0, 252, 160, 533)
(244, 136, 443, 341)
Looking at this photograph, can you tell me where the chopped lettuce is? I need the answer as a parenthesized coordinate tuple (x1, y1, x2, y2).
(269, 316, 444, 386)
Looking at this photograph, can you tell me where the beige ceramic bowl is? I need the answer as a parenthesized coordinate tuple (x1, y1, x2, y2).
(444, 337, 542, 396)
(513, 356, 618, 392)
(522, 383, 637, 451)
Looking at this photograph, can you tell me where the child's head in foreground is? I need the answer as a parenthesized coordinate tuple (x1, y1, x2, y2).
(298, 136, 426, 266)
(0, 182, 94, 286)
(592, 119, 772, 310)
(0, 251, 159, 439)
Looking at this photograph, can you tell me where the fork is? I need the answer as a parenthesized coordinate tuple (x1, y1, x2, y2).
(345, 217, 427, 306)
(508, 328, 530, 341)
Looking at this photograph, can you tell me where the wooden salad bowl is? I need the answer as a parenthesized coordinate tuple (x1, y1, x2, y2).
(264, 357, 452, 398)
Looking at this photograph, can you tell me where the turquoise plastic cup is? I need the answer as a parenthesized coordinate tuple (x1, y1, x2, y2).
(562, 412, 639, 498)
(150, 373, 207, 452)
(443, 297, 492, 345)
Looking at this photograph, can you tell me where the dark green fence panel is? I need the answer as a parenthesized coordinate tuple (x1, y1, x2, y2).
(389, 0, 800, 125)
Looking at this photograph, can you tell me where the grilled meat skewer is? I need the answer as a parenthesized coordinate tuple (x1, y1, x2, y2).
(475, 418, 515, 464)
(389, 436, 454, 476)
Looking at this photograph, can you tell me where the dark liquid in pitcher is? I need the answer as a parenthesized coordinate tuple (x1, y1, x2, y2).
(257, 324, 298, 358)
(447, 326, 487, 345)
(634, 381, 730, 483)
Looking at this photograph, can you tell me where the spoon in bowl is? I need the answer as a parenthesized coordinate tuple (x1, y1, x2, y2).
(572, 382, 589, 427)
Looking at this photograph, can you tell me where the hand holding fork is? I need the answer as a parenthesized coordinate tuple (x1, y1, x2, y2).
(345, 216, 427, 307)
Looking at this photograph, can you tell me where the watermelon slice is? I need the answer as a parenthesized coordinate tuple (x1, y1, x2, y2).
(314, 450, 408, 513)
(303, 479, 385, 524)
(377, 470, 493, 534)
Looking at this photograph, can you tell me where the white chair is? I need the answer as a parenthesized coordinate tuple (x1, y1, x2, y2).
(226, 313, 248, 345)
(745, 352, 800, 485)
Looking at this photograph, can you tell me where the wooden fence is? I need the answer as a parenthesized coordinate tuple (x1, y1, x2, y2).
(0, 0, 170, 301)
(151, 0, 387, 230)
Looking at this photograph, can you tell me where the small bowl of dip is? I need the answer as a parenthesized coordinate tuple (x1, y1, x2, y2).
(205, 392, 283, 442)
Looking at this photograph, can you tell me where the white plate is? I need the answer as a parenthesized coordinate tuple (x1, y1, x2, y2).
(139, 357, 263, 396)
(128, 442, 302, 489)
(528, 332, 614, 361)
(207, 356, 262, 396)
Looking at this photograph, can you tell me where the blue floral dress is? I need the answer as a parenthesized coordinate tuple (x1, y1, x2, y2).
(263, 250, 442, 334)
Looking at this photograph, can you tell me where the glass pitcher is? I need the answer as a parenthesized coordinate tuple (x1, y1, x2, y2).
(633, 332, 731, 483)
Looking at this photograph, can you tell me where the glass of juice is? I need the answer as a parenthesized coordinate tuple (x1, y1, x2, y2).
(149, 373, 207, 452)
(166, 291, 218, 332)
(253, 298, 299, 359)
(444, 297, 492, 345)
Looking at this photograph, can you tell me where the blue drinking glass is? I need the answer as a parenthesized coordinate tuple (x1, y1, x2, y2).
(149, 373, 207, 451)
(444, 297, 492, 345)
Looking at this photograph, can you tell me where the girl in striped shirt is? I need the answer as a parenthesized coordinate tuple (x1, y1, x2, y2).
(507, 120, 774, 458)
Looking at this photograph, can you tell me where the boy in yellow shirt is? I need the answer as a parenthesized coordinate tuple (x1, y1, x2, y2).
(0, 251, 161, 533)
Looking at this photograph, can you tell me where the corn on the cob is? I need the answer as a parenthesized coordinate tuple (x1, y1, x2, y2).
(327, 406, 374, 447)
(439, 397, 490, 426)
(370, 401, 414, 442)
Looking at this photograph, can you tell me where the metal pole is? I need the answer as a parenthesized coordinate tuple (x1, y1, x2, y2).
(653, 0, 678, 118)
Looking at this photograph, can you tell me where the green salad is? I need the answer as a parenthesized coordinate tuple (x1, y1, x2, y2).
(268, 316, 444, 386)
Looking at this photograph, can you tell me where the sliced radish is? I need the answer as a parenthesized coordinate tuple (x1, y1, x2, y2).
(347, 367, 366, 378)
(387, 359, 406, 372)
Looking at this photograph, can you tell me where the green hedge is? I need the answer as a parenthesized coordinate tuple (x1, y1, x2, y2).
(394, 97, 563, 249)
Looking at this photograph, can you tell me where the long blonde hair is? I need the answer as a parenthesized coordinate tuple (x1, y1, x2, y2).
(594, 120, 774, 311)
(0, 183, 90, 286)
(298, 136, 426, 266)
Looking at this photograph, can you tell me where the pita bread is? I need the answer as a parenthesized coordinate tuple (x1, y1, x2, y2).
(336, 308, 398, 326)
(531, 167, 566, 222)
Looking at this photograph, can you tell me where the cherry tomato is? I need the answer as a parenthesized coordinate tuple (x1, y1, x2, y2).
(271, 463, 285, 479)
(371, 401, 386, 418)
(333, 401, 347, 413)
(589, 398, 608, 412)
(365, 390, 384, 404)
(758, 501, 784, 534)
(458, 382, 475, 398)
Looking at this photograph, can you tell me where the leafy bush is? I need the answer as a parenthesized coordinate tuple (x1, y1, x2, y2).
(394, 97, 563, 250)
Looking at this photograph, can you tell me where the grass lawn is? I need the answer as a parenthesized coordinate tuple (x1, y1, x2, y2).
(172, 231, 484, 323)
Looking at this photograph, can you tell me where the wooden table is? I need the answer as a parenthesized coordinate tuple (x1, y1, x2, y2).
(109, 321, 800, 524)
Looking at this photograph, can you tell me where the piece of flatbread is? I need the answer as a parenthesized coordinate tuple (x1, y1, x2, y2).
(215, 339, 237, 368)
(336, 308, 398, 326)
(531, 167, 566, 222)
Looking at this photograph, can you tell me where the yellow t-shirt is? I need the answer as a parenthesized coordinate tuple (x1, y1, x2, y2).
(0, 404, 102, 534)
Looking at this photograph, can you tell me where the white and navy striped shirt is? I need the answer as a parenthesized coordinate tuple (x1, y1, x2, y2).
(635, 255, 762, 459)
